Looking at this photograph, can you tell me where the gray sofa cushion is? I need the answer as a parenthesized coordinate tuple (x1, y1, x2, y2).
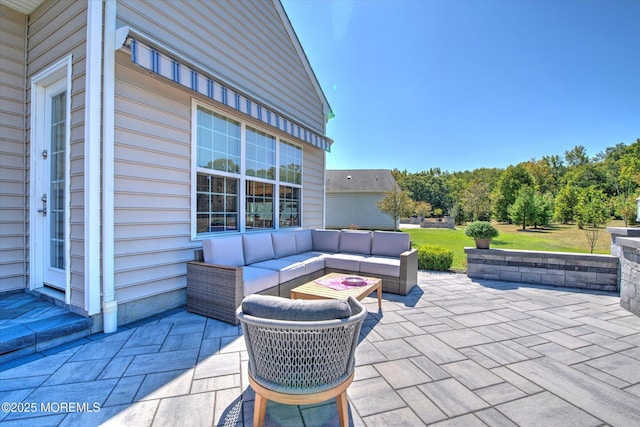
(371, 231, 410, 257)
(312, 229, 340, 252)
(243, 233, 275, 264)
(202, 235, 244, 267)
(281, 252, 327, 274)
(324, 253, 366, 271)
(242, 294, 352, 321)
(294, 230, 313, 253)
(271, 232, 297, 258)
(360, 256, 401, 277)
(339, 230, 372, 254)
(242, 267, 280, 296)
(249, 259, 307, 283)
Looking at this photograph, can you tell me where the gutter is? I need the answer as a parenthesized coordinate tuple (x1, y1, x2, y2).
(84, 0, 103, 316)
(102, 0, 117, 333)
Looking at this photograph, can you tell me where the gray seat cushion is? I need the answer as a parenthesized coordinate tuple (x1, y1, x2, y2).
(360, 256, 401, 277)
(339, 230, 372, 255)
(242, 267, 279, 296)
(324, 253, 365, 271)
(272, 232, 298, 258)
(243, 233, 275, 264)
(294, 229, 314, 253)
(248, 259, 307, 283)
(371, 231, 410, 257)
(242, 294, 352, 321)
(281, 252, 327, 274)
(312, 229, 340, 252)
(202, 235, 245, 266)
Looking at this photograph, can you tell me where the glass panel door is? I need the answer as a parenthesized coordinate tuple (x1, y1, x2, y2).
(42, 88, 67, 291)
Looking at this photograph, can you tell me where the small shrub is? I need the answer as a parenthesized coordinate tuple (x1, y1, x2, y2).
(418, 245, 454, 271)
(464, 221, 499, 239)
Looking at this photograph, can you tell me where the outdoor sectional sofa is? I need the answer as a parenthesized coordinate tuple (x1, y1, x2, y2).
(187, 229, 418, 324)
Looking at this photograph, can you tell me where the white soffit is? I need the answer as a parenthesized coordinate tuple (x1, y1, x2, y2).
(0, 0, 45, 15)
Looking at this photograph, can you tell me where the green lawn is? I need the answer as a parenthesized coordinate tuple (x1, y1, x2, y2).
(403, 221, 618, 272)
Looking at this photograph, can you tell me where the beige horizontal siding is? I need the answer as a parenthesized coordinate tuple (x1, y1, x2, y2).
(112, 54, 195, 304)
(112, 44, 328, 303)
(302, 144, 325, 229)
(116, 0, 325, 133)
(26, 0, 88, 306)
(0, 4, 26, 291)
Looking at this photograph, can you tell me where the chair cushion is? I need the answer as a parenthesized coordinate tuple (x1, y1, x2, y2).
(339, 230, 372, 255)
(202, 235, 244, 266)
(294, 229, 313, 253)
(242, 294, 352, 321)
(243, 233, 275, 264)
(242, 267, 279, 296)
(249, 259, 307, 283)
(281, 253, 327, 274)
(360, 256, 401, 277)
(271, 232, 297, 259)
(324, 253, 365, 271)
(312, 229, 340, 252)
(371, 231, 410, 257)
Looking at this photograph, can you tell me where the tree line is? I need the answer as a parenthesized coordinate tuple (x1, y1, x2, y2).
(389, 138, 640, 229)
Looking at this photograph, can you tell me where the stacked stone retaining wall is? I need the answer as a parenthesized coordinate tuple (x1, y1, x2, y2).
(608, 227, 640, 316)
(465, 248, 618, 292)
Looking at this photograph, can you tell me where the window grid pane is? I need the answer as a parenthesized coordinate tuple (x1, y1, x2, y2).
(279, 185, 300, 228)
(196, 173, 239, 232)
(246, 126, 275, 180)
(246, 180, 274, 230)
(195, 106, 304, 235)
(279, 141, 302, 185)
(50, 91, 66, 269)
(197, 106, 240, 173)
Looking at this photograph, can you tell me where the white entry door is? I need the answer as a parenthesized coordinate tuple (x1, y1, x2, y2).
(31, 59, 71, 298)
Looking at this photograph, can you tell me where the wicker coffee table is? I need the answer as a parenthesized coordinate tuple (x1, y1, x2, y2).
(290, 272, 382, 310)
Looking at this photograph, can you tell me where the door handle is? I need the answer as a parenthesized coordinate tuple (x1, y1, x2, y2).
(38, 193, 47, 216)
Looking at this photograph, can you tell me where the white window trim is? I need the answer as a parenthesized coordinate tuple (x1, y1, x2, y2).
(190, 99, 304, 240)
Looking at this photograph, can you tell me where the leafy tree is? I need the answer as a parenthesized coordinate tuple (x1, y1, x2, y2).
(554, 184, 579, 223)
(462, 181, 493, 221)
(450, 203, 465, 225)
(401, 171, 452, 212)
(565, 145, 590, 167)
(493, 164, 534, 222)
(508, 186, 537, 229)
(414, 201, 432, 217)
(541, 154, 567, 194)
(615, 195, 638, 227)
(377, 189, 415, 231)
(446, 167, 501, 222)
(534, 192, 555, 228)
(525, 158, 554, 195)
(574, 186, 610, 253)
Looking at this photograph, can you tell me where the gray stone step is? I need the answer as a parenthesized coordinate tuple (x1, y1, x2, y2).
(0, 312, 92, 364)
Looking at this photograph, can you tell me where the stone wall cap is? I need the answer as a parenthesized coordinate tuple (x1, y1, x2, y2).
(464, 247, 616, 260)
(616, 236, 640, 249)
(607, 227, 640, 237)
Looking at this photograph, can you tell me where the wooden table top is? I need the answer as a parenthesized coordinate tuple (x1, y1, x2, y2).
(290, 272, 381, 301)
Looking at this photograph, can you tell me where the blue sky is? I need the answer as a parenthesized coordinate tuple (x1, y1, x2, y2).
(282, 0, 640, 172)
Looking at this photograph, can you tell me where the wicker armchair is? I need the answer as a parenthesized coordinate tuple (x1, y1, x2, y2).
(237, 295, 367, 427)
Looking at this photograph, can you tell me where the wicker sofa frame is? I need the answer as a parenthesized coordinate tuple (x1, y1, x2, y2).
(187, 232, 418, 326)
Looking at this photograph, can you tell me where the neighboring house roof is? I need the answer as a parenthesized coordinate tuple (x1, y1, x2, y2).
(326, 169, 399, 193)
